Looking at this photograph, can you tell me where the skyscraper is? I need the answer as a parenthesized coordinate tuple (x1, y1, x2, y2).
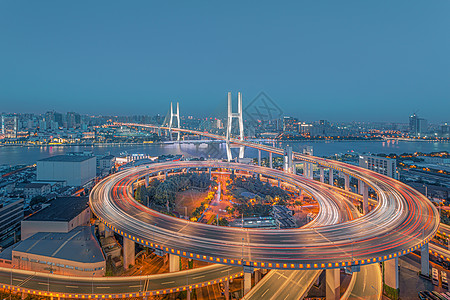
(409, 113, 427, 136)
(1, 115, 18, 138)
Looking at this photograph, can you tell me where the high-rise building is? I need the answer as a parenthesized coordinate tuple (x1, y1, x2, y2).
(66, 112, 81, 129)
(409, 113, 428, 136)
(359, 155, 398, 179)
(1, 115, 18, 138)
(283, 116, 299, 132)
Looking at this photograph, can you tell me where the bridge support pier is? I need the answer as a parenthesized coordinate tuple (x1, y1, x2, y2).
(362, 181, 369, 214)
(244, 271, 252, 295)
(277, 179, 281, 188)
(145, 175, 149, 188)
(320, 167, 325, 183)
(169, 254, 180, 272)
(224, 279, 230, 300)
(123, 237, 135, 270)
(329, 169, 334, 186)
(258, 149, 261, 166)
(269, 152, 273, 169)
(105, 226, 113, 238)
(384, 258, 399, 291)
(358, 179, 363, 194)
(421, 243, 430, 277)
(344, 173, 350, 191)
(255, 269, 261, 284)
(187, 289, 191, 300)
(326, 268, 340, 300)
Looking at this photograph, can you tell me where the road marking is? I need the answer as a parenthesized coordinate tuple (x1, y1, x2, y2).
(96, 287, 110, 289)
(221, 269, 231, 273)
(193, 275, 205, 279)
(261, 288, 270, 297)
(38, 282, 49, 285)
(13, 279, 23, 282)
(65, 286, 78, 288)
(128, 285, 141, 288)
(161, 281, 175, 285)
(283, 294, 290, 300)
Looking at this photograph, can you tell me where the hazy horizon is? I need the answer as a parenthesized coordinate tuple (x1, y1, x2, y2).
(1, 1, 449, 122)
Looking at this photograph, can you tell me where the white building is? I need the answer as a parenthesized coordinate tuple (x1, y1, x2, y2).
(418, 156, 450, 166)
(359, 155, 398, 179)
(37, 155, 96, 186)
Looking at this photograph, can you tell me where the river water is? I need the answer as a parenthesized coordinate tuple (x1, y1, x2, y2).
(1, 140, 450, 166)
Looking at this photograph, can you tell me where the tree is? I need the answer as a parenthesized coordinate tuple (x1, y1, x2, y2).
(30, 195, 46, 207)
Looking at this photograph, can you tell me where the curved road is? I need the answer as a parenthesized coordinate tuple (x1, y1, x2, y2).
(90, 156, 438, 269)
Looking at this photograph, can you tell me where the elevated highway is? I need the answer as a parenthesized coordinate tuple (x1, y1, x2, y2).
(93, 124, 439, 270)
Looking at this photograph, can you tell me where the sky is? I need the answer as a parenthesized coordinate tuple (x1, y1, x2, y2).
(0, 1, 449, 122)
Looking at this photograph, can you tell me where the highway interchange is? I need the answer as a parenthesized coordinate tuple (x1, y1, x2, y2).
(0, 123, 441, 299)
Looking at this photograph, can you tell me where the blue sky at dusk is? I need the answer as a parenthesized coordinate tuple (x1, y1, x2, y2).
(0, 1, 449, 122)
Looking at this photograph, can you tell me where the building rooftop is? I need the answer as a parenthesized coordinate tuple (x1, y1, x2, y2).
(100, 154, 115, 160)
(13, 226, 104, 264)
(25, 196, 89, 222)
(0, 197, 24, 209)
(38, 155, 94, 163)
(23, 183, 51, 189)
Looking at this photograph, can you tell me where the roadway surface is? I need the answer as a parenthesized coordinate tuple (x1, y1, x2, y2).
(0, 265, 242, 298)
(90, 157, 439, 269)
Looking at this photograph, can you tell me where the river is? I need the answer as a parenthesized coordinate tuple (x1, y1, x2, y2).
(1, 140, 450, 166)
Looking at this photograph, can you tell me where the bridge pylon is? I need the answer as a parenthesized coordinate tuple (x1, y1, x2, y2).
(169, 102, 180, 141)
(226, 92, 245, 161)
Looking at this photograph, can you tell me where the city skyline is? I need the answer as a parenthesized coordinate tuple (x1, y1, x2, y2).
(0, 1, 449, 122)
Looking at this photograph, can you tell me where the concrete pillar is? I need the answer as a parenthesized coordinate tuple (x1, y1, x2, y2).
(169, 254, 180, 272)
(329, 169, 334, 186)
(255, 269, 261, 284)
(384, 258, 399, 290)
(258, 149, 261, 166)
(278, 179, 281, 188)
(358, 179, 363, 195)
(145, 175, 149, 187)
(269, 152, 273, 169)
(421, 243, 430, 277)
(105, 226, 113, 238)
(363, 182, 369, 215)
(326, 268, 340, 300)
(224, 280, 229, 300)
(209, 168, 212, 180)
(344, 173, 350, 191)
(187, 289, 191, 300)
(244, 271, 252, 295)
(320, 167, 325, 183)
(164, 171, 168, 179)
(98, 222, 105, 235)
(123, 237, 135, 270)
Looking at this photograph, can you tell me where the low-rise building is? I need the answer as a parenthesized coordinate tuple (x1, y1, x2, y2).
(37, 154, 96, 186)
(23, 182, 52, 198)
(21, 196, 91, 240)
(12, 226, 105, 276)
(418, 156, 450, 166)
(272, 205, 296, 228)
